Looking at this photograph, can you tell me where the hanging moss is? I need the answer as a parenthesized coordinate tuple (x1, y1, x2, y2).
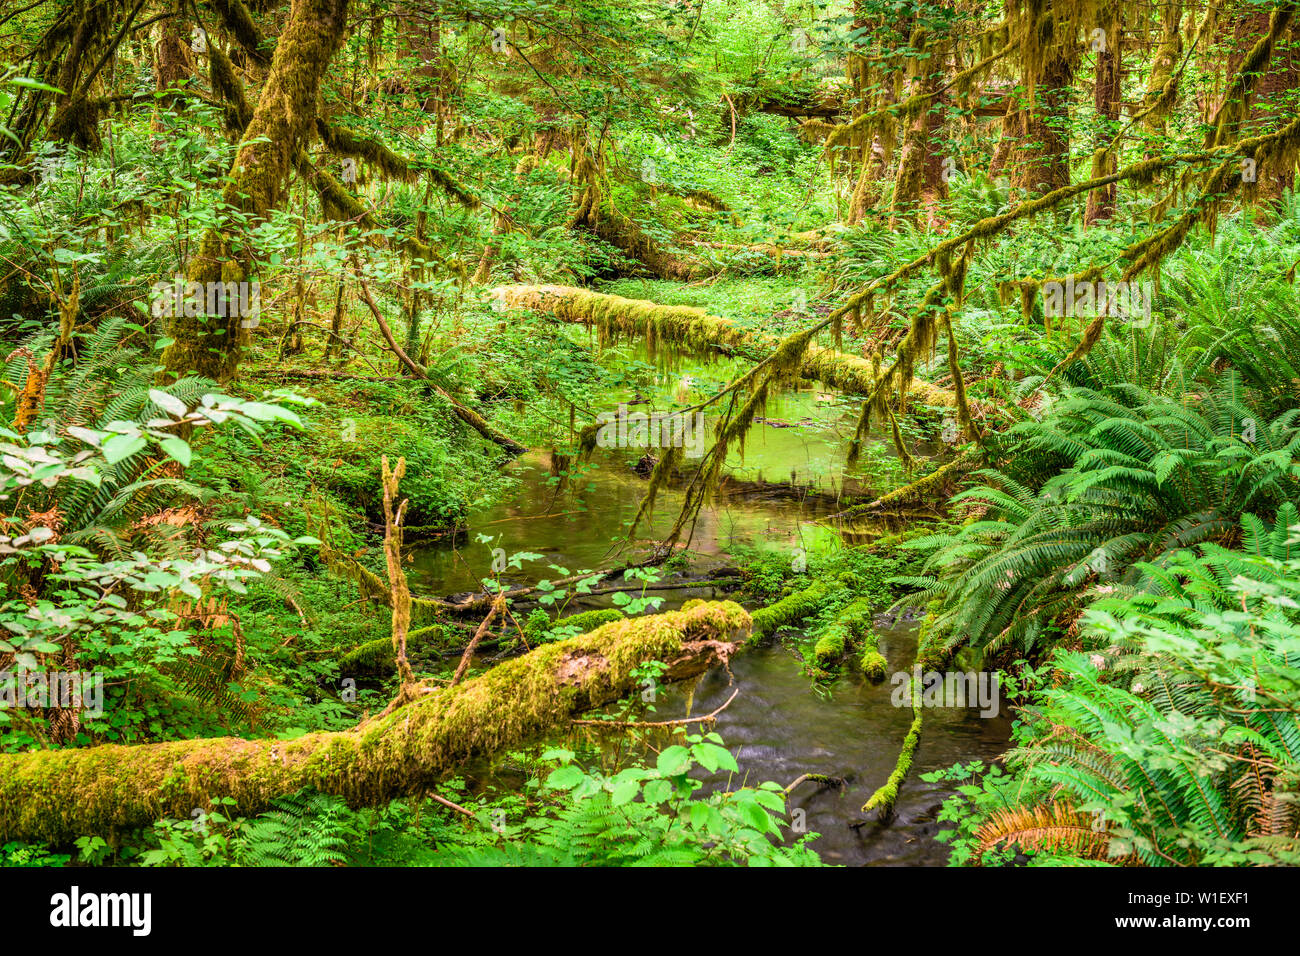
(1135, 3, 1186, 130)
(825, 37, 1016, 152)
(208, 0, 274, 66)
(837, 450, 980, 518)
(1205, 4, 1296, 148)
(495, 285, 955, 407)
(297, 157, 464, 276)
(0, 601, 752, 845)
(208, 39, 253, 135)
(316, 120, 480, 209)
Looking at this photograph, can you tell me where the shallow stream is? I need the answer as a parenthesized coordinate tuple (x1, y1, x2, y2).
(412, 338, 1009, 865)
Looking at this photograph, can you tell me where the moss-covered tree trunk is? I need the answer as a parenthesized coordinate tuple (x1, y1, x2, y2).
(152, 3, 193, 106)
(0, 602, 751, 845)
(1217, 8, 1300, 205)
(159, 0, 350, 383)
(1011, 9, 1076, 196)
(1084, 9, 1122, 226)
(1013, 48, 1073, 195)
(845, 1, 888, 225)
(889, 81, 948, 228)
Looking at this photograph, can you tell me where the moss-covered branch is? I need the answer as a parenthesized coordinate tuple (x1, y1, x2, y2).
(494, 284, 956, 408)
(0, 601, 752, 845)
(861, 670, 922, 816)
(833, 450, 980, 518)
(750, 578, 844, 641)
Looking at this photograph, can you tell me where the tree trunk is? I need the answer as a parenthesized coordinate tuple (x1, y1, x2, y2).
(889, 85, 948, 228)
(0, 602, 752, 845)
(159, 0, 351, 384)
(1215, 8, 1300, 204)
(1013, 46, 1074, 195)
(888, 23, 949, 228)
(1085, 10, 1123, 226)
(152, 5, 194, 106)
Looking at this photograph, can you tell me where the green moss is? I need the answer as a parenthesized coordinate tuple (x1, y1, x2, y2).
(858, 649, 888, 682)
(811, 595, 875, 673)
(861, 669, 922, 817)
(812, 630, 846, 666)
(750, 578, 843, 642)
(543, 608, 626, 641)
(494, 285, 954, 405)
(0, 601, 752, 845)
(339, 624, 445, 675)
(524, 607, 626, 644)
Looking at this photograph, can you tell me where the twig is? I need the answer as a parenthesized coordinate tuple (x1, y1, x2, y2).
(427, 791, 476, 818)
(451, 594, 505, 687)
(784, 772, 846, 794)
(348, 254, 526, 454)
(571, 688, 739, 728)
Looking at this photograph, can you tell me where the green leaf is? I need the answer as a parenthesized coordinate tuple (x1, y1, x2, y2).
(693, 742, 738, 773)
(739, 799, 775, 834)
(149, 389, 189, 417)
(544, 764, 585, 791)
(643, 779, 672, 805)
(101, 433, 146, 464)
(610, 779, 640, 806)
(159, 437, 192, 467)
(656, 745, 691, 776)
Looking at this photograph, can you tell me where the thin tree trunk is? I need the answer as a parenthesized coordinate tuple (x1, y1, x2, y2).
(160, 0, 351, 384)
(1085, 9, 1123, 226)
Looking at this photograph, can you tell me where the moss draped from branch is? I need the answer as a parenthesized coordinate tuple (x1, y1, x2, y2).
(494, 284, 956, 408)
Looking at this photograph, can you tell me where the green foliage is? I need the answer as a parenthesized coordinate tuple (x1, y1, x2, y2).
(435, 735, 823, 867)
(234, 791, 353, 867)
(0, 377, 318, 746)
(905, 374, 1300, 658)
(929, 543, 1300, 866)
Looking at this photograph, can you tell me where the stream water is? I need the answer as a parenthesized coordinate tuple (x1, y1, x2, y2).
(413, 337, 1011, 865)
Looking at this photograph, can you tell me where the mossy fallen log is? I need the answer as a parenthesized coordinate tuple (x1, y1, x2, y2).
(862, 669, 922, 817)
(750, 578, 844, 641)
(811, 595, 874, 670)
(0, 602, 751, 845)
(339, 624, 445, 675)
(493, 284, 955, 408)
(857, 636, 888, 682)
